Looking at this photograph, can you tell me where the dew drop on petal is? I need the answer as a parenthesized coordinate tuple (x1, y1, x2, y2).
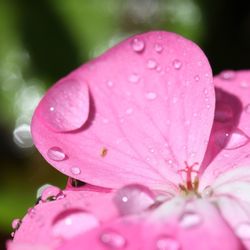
(172, 59, 182, 70)
(12, 219, 21, 230)
(156, 236, 181, 250)
(214, 103, 234, 123)
(52, 210, 99, 239)
(222, 129, 250, 150)
(41, 79, 89, 132)
(154, 43, 163, 53)
(107, 80, 114, 88)
(70, 166, 81, 175)
(131, 38, 145, 52)
(47, 147, 66, 161)
(41, 185, 63, 202)
(235, 222, 250, 239)
(145, 92, 157, 100)
(202, 186, 213, 198)
(179, 211, 202, 229)
(128, 73, 140, 83)
(219, 70, 235, 80)
(125, 108, 133, 115)
(100, 230, 126, 248)
(113, 184, 155, 216)
(194, 75, 200, 82)
(147, 59, 157, 69)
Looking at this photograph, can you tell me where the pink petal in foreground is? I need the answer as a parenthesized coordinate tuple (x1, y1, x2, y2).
(57, 198, 245, 250)
(12, 188, 117, 248)
(200, 70, 250, 188)
(32, 31, 215, 190)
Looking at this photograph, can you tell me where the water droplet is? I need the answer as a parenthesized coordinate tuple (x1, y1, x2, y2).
(70, 167, 81, 175)
(41, 79, 89, 132)
(179, 211, 202, 228)
(235, 222, 250, 239)
(214, 103, 233, 123)
(12, 219, 21, 230)
(47, 147, 66, 161)
(125, 108, 133, 115)
(245, 104, 250, 114)
(128, 73, 140, 83)
(41, 185, 63, 202)
(145, 92, 157, 100)
(113, 184, 154, 216)
(52, 210, 99, 239)
(172, 59, 182, 70)
(219, 70, 235, 80)
(202, 186, 213, 198)
(131, 38, 145, 52)
(240, 81, 249, 88)
(13, 124, 33, 148)
(154, 43, 163, 53)
(147, 59, 157, 69)
(107, 80, 114, 88)
(100, 230, 126, 248)
(156, 236, 181, 250)
(194, 75, 200, 82)
(215, 128, 250, 150)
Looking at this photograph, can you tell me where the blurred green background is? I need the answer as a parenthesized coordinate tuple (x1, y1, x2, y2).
(0, 0, 249, 248)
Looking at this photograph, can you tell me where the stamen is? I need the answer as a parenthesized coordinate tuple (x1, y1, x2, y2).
(178, 161, 199, 192)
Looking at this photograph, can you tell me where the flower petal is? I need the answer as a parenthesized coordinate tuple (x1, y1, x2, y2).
(200, 70, 250, 188)
(12, 189, 117, 248)
(206, 166, 250, 249)
(57, 198, 244, 250)
(32, 31, 214, 189)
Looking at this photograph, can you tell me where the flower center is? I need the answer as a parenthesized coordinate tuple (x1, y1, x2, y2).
(178, 161, 199, 195)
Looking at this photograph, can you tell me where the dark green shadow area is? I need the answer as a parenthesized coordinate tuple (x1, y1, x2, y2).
(15, 0, 84, 83)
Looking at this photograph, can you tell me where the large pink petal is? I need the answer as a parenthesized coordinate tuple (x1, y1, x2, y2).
(57, 198, 244, 250)
(200, 70, 250, 188)
(12, 189, 117, 248)
(32, 31, 214, 189)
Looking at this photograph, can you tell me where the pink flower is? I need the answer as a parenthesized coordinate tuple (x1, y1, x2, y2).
(8, 31, 250, 249)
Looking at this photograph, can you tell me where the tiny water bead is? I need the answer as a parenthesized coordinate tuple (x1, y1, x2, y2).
(147, 59, 157, 69)
(100, 230, 126, 249)
(128, 73, 140, 83)
(70, 166, 81, 175)
(154, 43, 163, 53)
(113, 184, 155, 216)
(219, 70, 235, 80)
(179, 211, 202, 229)
(131, 37, 145, 52)
(11, 219, 21, 230)
(145, 92, 157, 100)
(172, 59, 182, 70)
(235, 222, 250, 239)
(156, 236, 181, 250)
(41, 185, 64, 202)
(194, 75, 200, 82)
(47, 147, 66, 161)
(52, 210, 100, 239)
(201, 186, 213, 198)
(107, 80, 114, 88)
